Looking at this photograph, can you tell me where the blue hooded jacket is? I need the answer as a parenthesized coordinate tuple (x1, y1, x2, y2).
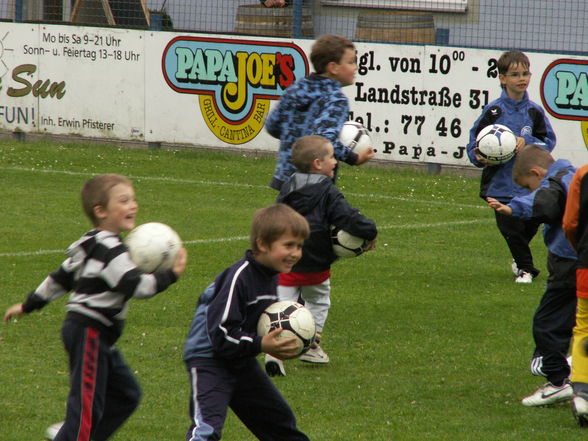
(467, 90, 556, 202)
(265, 73, 358, 190)
(508, 159, 577, 260)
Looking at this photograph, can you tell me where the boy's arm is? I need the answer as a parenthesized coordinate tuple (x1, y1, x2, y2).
(466, 107, 500, 167)
(315, 95, 360, 165)
(3, 259, 77, 322)
(206, 277, 264, 359)
(327, 187, 377, 240)
(527, 106, 557, 152)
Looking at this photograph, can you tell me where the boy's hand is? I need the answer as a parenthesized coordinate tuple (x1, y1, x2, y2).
(486, 197, 513, 215)
(4, 303, 24, 323)
(515, 136, 526, 152)
(356, 148, 375, 165)
(364, 237, 377, 252)
(473, 148, 492, 166)
(172, 247, 188, 277)
(261, 328, 300, 360)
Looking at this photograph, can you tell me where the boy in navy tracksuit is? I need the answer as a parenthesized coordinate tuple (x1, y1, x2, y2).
(3, 174, 187, 441)
(487, 145, 577, 407)
(183, 204, 311, 441)
(265, 135, 377, 376)
(265, 34, 374, 190)
(467, 50, 556, 283)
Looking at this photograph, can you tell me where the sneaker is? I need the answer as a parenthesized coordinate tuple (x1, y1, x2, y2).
(45, 421, 64, 440)
(521, 381, 573, 406)
(515, 270, 533, 284)
(572, 395, 588, 427)
(299, 345, 330, 364)
(265, 354, 286, 377)
(511, 259, 519, 275)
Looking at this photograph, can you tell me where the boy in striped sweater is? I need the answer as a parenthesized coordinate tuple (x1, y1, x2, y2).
(4, 174, 187, 441)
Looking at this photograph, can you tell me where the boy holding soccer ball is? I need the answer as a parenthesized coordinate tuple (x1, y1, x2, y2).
(3, 173, 188, 441)
(487, 145, 576, 407)
(265, 34, 374, 191)
(265, 135, 378, 376)
(467, 50, 557, 284)
(183, 204, 312, 441)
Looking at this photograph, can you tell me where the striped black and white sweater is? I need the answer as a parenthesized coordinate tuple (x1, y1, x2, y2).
(22, 229, 178, 344)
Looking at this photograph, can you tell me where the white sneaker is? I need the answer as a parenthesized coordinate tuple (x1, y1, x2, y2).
(515, 270, 533, 284)
(46, 421, 64, 440)
(265, 354, 286, 377)
(521, 381, 573, 406)
(511, 259, 519, 275)
(572, 395, 588, 427)
(299, 345, 330, 364)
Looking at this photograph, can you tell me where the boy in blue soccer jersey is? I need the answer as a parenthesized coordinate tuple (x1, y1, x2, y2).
(4, 173, 187, 441)
(487, 145, 576, 407)
(265, 34, 374, 191)
(467, 50, 556, 284)
(183, 204, 311, 441)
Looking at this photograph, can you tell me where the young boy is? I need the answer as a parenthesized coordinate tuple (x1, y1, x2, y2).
(487, 145, 576, 407)
(563, 164, 588, 426)
(3, 174, 187, 441)
(265, 135, 377, 376)
(183, 204, 311, 441)
(467, 50, 557, 283)
(265, 34, 374, 191)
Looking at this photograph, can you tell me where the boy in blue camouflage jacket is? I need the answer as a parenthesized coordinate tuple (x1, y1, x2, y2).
(265, 34, 374, 191)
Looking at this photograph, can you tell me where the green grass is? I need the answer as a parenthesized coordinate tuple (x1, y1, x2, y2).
(0, 139, 579, 441)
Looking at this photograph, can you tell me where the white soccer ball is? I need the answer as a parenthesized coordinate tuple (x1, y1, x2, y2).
(124, 222, 182, 273)
(45, 422, 63, 440)
(339, 121, 371, 153)
(332, 227, 367, 258)
(257, 301, 316, 356)
(475, 124, 517, 165)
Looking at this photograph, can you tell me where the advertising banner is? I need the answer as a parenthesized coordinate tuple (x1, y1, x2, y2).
(0, 23, 587, 167)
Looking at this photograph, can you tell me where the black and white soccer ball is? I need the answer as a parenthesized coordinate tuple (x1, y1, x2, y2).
(339, 121, 371, 153)
(257, 301, 316, 356)
(475, 124, 517, 165)
(124, 222, 182, 273)
(331, 226, 367, 258)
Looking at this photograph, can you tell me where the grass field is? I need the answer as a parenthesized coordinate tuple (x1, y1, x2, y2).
(0, 139, 582, 441)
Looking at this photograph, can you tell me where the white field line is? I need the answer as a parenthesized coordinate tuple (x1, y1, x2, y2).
(0, 219, 491, 258)
(1, 166, 486, 209)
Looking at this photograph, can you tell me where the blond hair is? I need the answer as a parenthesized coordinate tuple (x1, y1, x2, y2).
(250, 204, 309, 254)
(291, 135, 331, 173)
(81, 174, 132, 226)
(512, 145, 554, 181)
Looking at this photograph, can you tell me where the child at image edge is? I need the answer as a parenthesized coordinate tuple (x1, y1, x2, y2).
(3, 174, 188, 441)
(265, 34, 374, 191)
(183, 204, 311, 441)
(487, 145, 576, 407)
(563, 164, 588, 426)
(265, 135, 378, 376)
(467, 50, 556, 284)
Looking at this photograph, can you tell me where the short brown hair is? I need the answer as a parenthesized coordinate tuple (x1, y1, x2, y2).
(291, 135, 331, 173)
(310, 34, 355, 74)
(250, 204, 309, 254)
(512, 144, 554, 181)
(81, 174, 133, 226)
(497, 50, 530, 75)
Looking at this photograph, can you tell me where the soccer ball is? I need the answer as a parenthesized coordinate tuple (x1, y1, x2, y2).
(45, 422, 63, 440)
(339, 121, 371, 153)
(331, 226, 367, 258)
(124, 222, 182, 273)
(475, 124, 517, 165)
(257, 301, 316, 356)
